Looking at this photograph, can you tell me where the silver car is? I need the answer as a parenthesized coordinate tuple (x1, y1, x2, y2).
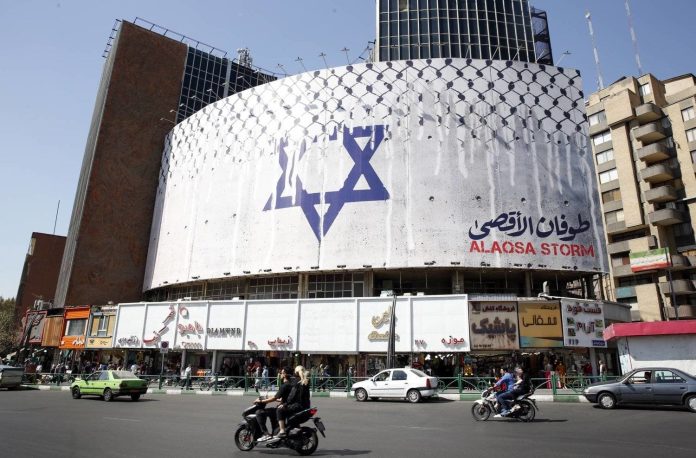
(583, 367, 696, 412)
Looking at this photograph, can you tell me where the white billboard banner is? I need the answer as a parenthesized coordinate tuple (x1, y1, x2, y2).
(144, 59, 607, 291)
(113, 304, 146, 348)
(244, 300, 299, 351)
(206, 301, 245, 350)
(561, 299, 606, 348)
(412, 295, 470, 352)
(141, 303, 179, 350)
(358, 298, 411, 353)
(173, 301, 207, 351)
(298, 299, 358, 353)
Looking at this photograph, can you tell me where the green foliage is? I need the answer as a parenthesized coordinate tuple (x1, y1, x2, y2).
(0, 296, 17, 356)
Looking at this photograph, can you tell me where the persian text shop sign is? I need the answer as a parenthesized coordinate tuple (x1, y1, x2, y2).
(469, 302, 519, 350)
(560, 299, 606, 348)
(629, 248, 671, 272)
(517, 302, 563, 348)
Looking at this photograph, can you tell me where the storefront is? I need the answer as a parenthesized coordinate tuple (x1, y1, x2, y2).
(59, 306, 89, 369)
(109, 295, 621, 378)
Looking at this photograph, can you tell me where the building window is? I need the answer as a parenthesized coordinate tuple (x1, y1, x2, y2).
(168, 283, 205, 301)
(66, 319, 86, 336)
(639, 83, 651, 96)
(307, 273, 364, 298)
(691, 150, 696, 163)
(611, 255, 630, 267)
(248, 275, 299, 300)
(605, 209, 625, 224)
(686, 128, 696, 143)
(599, 168, 618, 184)
(601, 189, 622, 204)
(682, 107, 695, 122)
(592, 130, 612, 146)
(618, 275, 653, 286)
(206, 280, 244, 300)
(596, 149, 614, 165)
(588, 111, 606, 126)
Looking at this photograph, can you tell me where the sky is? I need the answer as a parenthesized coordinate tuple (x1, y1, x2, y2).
(1, 0, 695, 300)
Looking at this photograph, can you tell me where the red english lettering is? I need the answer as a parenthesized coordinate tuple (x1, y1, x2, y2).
(541, 242, 550, 255)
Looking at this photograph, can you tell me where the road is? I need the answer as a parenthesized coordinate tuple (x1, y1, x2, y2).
(1, 390, 695, 457)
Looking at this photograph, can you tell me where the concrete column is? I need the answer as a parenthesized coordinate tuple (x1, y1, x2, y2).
(589, 347, 598, 376)
(524, 272, 533, 297)
(211, 350, 218, 372)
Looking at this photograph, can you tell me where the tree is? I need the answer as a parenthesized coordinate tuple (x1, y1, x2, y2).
(0, 296, 17, 357)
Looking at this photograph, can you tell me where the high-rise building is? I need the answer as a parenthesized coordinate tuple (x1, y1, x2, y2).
(54, 19, 274, 307)
(587, 73, 696, 321)
(375, 0, 552, 64)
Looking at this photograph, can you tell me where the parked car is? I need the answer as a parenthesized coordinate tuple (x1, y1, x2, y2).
(0, 365, 24, 390)
(71, 370, 148, 401)
(351, 367, 438, 403)
(583, 367, 696, 412)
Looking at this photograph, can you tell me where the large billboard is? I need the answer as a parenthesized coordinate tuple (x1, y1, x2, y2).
(144, 58, 606, 290)
(560, 299, 606, 348)
(469, 302, 519, 350)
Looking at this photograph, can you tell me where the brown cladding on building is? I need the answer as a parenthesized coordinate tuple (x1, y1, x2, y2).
(54, 22, 188, 307)
(15, 232, 66, 322)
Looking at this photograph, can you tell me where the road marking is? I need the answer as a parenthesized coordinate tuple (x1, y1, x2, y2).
(103, 417, 141, 422)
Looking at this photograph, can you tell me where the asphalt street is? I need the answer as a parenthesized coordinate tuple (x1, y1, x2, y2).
(1, 390, 695, 458)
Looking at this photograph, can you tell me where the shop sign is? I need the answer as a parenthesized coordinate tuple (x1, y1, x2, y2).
(368, 306, 400, 342)
(117, 336, 140, 347)
(517, 302, 563, 348)
(560, 299, 606, 348)
(411, 295, 470, 352)
(268, 336, 293, 347)
(60, 335, 86, 349)
(469, 302, 520, 350)
(207, 327, 242, 337)
(174, 342, 203, 350)
(86, 337, 113, 348)
(28, 312, 46, 343)
(143, 304, 177, 346)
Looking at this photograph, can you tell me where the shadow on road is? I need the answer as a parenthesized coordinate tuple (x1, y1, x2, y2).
(254, 450, 370, 456)
(591, 404, 690, 413)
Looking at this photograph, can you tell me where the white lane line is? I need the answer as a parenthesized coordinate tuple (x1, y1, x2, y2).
(103, 417, 141, 422)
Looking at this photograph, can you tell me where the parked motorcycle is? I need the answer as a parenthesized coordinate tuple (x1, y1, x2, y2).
(471, 387, 538, 422)
(234, 401, 326, 456)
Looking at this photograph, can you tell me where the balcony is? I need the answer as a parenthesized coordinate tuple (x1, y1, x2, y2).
(634, 102, 662, 123)
(607, 235, 657, 255)
(634, 122, 667, 144)
(649, 208, 685, 226)
(665, 305, 696, 319)
(637, 140, 672, 163)
(606, 221, 627, 234)
(659, 279, 695, 295)
(641, 163, 674, 183)
(644, 185, 678, 203)
(611, 264, 635, 278)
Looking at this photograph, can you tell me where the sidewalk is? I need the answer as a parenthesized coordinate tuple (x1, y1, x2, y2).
(23, 385, 590, 402)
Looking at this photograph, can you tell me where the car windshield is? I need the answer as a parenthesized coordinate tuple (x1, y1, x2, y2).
(409, 369, 428, 377)
(111, 371, 137, 379)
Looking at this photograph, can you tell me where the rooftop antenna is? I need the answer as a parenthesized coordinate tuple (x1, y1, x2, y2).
(318, 52, 329, 69)
(340, 47, 350, 65)
(237, 47, 253, 68)
(624, 0, 644, 76)
(53, 200, 60, 234)
(556, 50, 571, 65)
(585, 10, 605, 90)
(295, 57, 308, 72)
(276, 63, 288, 77)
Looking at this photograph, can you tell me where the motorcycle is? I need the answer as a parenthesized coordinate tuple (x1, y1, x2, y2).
(234, 401, 326, 456)
(471, 387, 538, 422)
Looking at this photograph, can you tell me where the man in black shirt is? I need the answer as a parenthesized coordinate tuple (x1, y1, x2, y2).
(255, 366, 293, 442)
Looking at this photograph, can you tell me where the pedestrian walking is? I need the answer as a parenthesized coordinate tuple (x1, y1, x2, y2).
(183, 364, 192, 390)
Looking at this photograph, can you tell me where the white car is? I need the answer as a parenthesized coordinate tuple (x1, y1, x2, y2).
(351, 368, 438, 403)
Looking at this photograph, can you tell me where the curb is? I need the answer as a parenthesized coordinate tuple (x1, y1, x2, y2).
(22, 385, 589, 403)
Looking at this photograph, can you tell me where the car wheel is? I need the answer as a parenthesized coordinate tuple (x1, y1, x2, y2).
(355, 388, 368, 402)
(71, 387, 81, 399)
(103, 388, 114, 402)
(597, 392, 616, 409)
(407, 389, 422, 403)
(685, 395, 696, 413)
(131, 394, 141, 401)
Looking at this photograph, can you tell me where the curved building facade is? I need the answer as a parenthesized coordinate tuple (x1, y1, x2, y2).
(144, 58, 607, 293)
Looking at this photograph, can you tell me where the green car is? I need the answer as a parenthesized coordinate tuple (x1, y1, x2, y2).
(71, 370, 147, 402)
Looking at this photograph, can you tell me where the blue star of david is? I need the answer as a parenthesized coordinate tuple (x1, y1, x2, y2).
(264, 124, 390, 240)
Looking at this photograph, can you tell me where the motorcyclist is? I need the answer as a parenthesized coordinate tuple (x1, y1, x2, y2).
(493, 367, 514, 411)
(496, 367, 531, 417)
(255, 366, 294, 442)
(275, 365, 312, 438)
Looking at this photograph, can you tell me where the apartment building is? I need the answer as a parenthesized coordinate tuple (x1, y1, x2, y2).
(587, 73, 696, 321)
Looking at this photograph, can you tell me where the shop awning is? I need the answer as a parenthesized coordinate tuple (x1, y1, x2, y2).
(604, 321, 696, 341)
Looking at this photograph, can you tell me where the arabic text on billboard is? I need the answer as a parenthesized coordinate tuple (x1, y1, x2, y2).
(469, 302, 519, 350)
(518, 302, 563, 348)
